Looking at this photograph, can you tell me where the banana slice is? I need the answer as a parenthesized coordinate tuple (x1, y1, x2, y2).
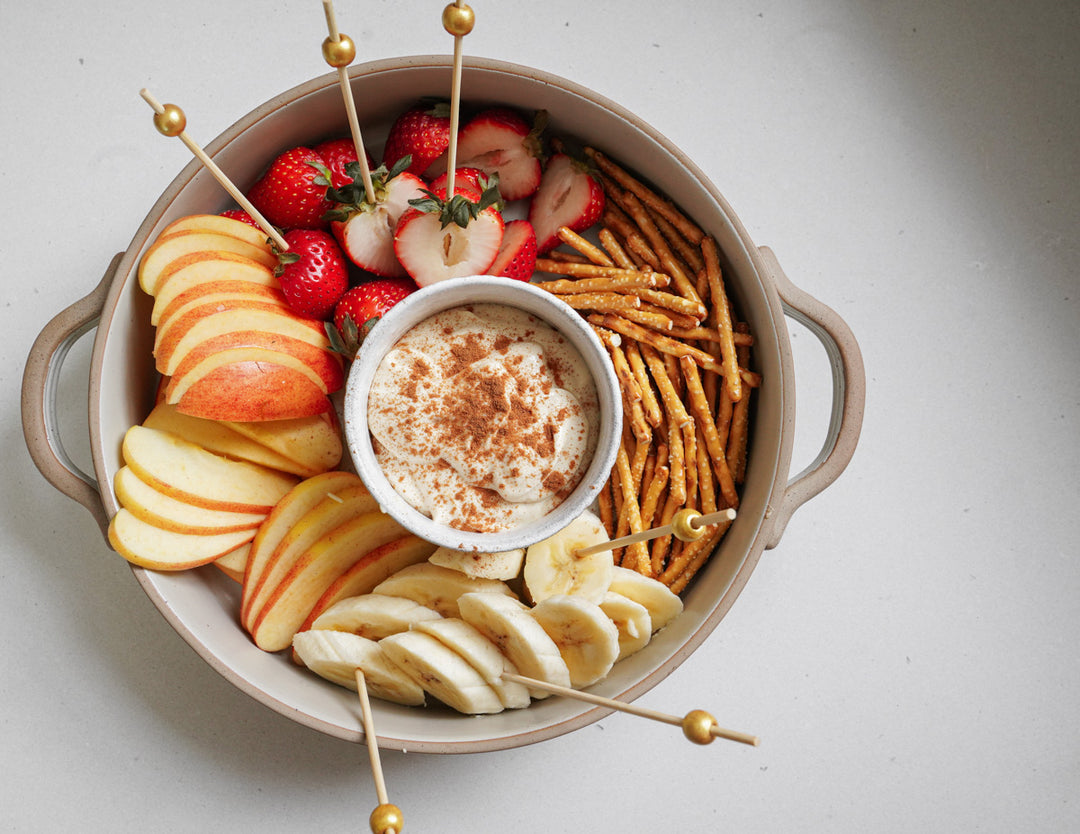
(428, 546, 525, 581)
(608, 566, 684, 631)
(292, 629, 425, 706)
(372, 562, 516, 618)
(523, 510, 613, 604)
(414, 618, 531, 710)
(379, 630, 505, 715)
(531, 595, 620, 688)
(457, 592, 571, 699)
(310, 593, 444, 639)
(598, 590, 653, 660)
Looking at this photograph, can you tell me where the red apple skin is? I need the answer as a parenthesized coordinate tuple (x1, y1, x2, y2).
(172, 360, 333, 422)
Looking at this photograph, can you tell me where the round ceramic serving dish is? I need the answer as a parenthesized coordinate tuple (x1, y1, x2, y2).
(344, 275, 623, 554)
(22, 55, 865, 753)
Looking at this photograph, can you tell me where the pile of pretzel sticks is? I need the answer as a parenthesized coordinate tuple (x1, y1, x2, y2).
(536, 147, 761, 595)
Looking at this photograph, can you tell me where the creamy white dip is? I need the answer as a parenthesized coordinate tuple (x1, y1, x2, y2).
(367, 304, 598, 533)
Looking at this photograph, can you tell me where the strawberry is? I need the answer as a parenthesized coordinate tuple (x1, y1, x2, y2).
(324, 157, 428, 277)
(312, 137, 377, 189)
(486, 219, 537, 282)
(275, 228, 349, 320)
(528, 152, 605, 254)
(427, 167, 490, 198)
(393, 183, 505, 287)
(247, 146, 333, 230)
(382, 100, 452, 177)
(329, 277, 418, 357)
(219, 208, 260, 228)
(454, 108, 545, 201)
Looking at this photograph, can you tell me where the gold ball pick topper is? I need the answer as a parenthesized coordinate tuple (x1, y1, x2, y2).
(152, 103, 187, 137)
(442, 2, 475, 37)
(682, 709, 719, 745)
(369, 802, 404, 834)
(671, 508, 706, 543)
(322, 33, 356, 67)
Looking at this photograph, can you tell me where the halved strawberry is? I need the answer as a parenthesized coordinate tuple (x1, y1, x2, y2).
(453, 108, 546, 201)
(382, 100, 452, 177)
(485, 219, 537, 282)
(275, 229, 349, 320)
(324, 158, 428, 277)
(528, 152, 605, 254)
(312, 137, 377, 189)
(393, 184, 505, 287)
(247, 146, 333, 230)
(329, 277, 418, 358)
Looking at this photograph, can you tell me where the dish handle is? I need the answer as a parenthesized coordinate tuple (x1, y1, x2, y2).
(21, 252, 122, 538)
(759, 246, 866, 549)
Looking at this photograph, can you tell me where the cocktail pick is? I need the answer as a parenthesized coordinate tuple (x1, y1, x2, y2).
(575, 507, 737, 557)
(355, 669, 403, 834)
(500, 672, 759, 746)
(440, 1, 476, 199)
(138, 88, 288, 251)
(320, 0, 375, 199)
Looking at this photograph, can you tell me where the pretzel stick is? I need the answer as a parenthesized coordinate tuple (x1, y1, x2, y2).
(681, 420, 699, 511)
(638, 343, 692, 428)
(588, 314, 724, 375)
(666, 524, 731, 594)
(649, 493, 681, 573)
(695, 425, 718, 514)
(624, 340, 662, 428)
(614, 441, 649, 574)
(625, 288, 709, 322)
(618, 306, 675, 332)
(556, 226, 614, 266)
(545, 250, 592, 264)
(680, 356, 739, 509)
(666, 325, 754, 346)
(540, 272, 670, 293)
(702, 236, 742, 402)
(557, 292, 642, 314)
(597, 475, 616, 538)
(614, 192, 703, 306)
(598, 228, 636, 269)
(536, 260, 667, 282)
(654, 209, 704, 274)
(625, 231, 663, 272)
(727, 323, 753, 482)
(585, 147, 705, 245)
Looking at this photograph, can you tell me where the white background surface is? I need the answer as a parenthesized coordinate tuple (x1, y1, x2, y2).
(3, 1, 1077, 831)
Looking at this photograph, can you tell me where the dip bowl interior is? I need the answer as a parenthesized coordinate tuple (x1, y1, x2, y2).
(344, 275, 622, 553)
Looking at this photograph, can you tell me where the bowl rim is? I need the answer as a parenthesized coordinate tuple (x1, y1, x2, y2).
(343, 274, 623, 553)
(85, 54, 800, 753)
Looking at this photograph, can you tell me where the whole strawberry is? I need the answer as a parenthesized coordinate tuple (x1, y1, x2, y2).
(276, 229, 349, 320)
(312, 137, 376, 190)
(247, 146, 333, 230)
(382, 100, 452, 177)
(218, 208, 260, 228)
(331, 277, 418, 357)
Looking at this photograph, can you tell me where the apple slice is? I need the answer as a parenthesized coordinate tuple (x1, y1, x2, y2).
(168, 357, 333, 421)
(122, 425, 298, 514)
(151, 251, 278, 326)
(225, 412, 342, 475)
(154, 281, 289, 333)
(242, 482, 378, 630)
(158, 214, 271, 248)
(141, 402, 325, 478)
(108, 508, 256, 571)
(138, 231, 277, 296)
(166, 336, 344, 399)
(241, 471, 363, 612)
(214, 543, 251, 582)
(296, 535, 438, 635)
(250, 511, 409, 652)
(155, 305, 328, 376)
(114, 465, 266, 534)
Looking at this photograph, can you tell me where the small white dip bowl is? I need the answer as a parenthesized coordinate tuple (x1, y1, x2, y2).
(343, 275, 622, 553)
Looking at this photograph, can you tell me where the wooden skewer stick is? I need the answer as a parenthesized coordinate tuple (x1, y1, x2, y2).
(502, 672, 759, 747)
(321, 0, 375, 199)
(355, 669, 403, 834)
(139, 89, 288, 251)
(575, 507, 736, 557)
(441, 2, 476, 199)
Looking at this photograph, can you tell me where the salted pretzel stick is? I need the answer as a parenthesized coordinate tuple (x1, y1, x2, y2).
(634, 302, 698, 331)
(586, 147, 704, 245)
(666, 524, 731, 593)
(649, 492, 681, 574)
(626, 288, 708, 322)
(624, 340, 662, 428)
(590, 322, 621, 349)
(556, 226, 614, 266)
(702, 236, 742, 403)
(546, 250, 592, 264)
(695, 425, 718, 515)
(625, 231, 663, 272)
(680, 356, 739, 509)
(666, 325, 754, 346)
(614, 441, 650, 574)
(654, 210, 704, 275)
(536, 259, 669, 282)
(615, 191, 703, 306)
(598, 228, 636, 270)
(664, 416, 687, 505)
(558, 292, 642, 314)
(681, 420, 699, 511)
(638, 343, 691, 428)
(639, 463, 670, 531)
(540, 272, 670, 293)
(727, 323, 753, 483)
(589, 314, 724, 376)
(618, 306, 675, 332)
(597, 475, 616, 538)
